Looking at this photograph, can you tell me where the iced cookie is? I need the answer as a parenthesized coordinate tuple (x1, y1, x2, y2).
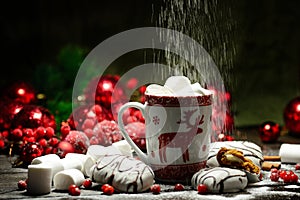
(91, 154, 154, 193)
(207, 141, 263, 168)
(191, 167, 248, 193)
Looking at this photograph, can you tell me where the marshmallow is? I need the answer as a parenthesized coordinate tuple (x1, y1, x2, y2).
(60, 158, 83, 171)
(191, 167, 248, 193)
(279, 143, 300, 163)
(65, 153, 95, 174)
(27, 164, 52, 195)
(53, 169, 85, 191)
(145, 76, 211, 97)
(111, 140, 133, 157)
(31, 154, 60, 165)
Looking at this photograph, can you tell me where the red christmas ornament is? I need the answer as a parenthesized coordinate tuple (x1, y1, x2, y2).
(284, 96, 300, 135)
(92, 120, 123, 146)
(64, 130, 90, 154)
(124, 121, 146, 151)
(67, 104, 113, 131)
(20, 142, 43, 164)
(12, 105, 56, 130)
(0, 101, 24, 131)
(57, 141, 75, 158)
(259, 121, 280, 143)
(83, 75, 126, 109)
(2, 81, 36, 104)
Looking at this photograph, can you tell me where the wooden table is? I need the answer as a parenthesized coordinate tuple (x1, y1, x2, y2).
(1, 128, 300, 200)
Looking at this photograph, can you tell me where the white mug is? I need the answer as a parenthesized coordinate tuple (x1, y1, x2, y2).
(118, 93, 212, 183)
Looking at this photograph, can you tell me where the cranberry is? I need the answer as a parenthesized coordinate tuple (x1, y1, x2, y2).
(45, 127, 55, 139)
(60, 124, 71, 139)
(197, 184, 208, 194)
(150, 184, 161, 194)
(35, 126, 46, 139)
(295, 163, 300, 171)
(290, 173, 299, 183)
(38, 138, 48, 148)
(69, 184, 80, 196)
(82, 179, 93, 189)
(270, 168, 278, 174)
(11, 128, 23, 141)
(174, 183, 185, 191)
(101, 184, 114, 195)
(17, 180, 27, 190)
(270, 172, 279, 182)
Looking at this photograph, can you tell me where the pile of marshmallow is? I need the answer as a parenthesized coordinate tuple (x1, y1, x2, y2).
(145, 76, 211, 96)
(26, 140, 134, 195)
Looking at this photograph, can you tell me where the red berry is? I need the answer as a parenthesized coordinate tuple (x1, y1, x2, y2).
(290, 173, 299, 183)
(270, 168, 278, 174)
(69, 184, 80, 196)
(84, 128, 94, 139)
(295, 163, 300, 171)
(101, 184, 114, 195)
(35, 126, 46, 139)
(45, 127, 55, 139)
(48, 137, 59, 147)
(270, 172, 279, 182)
(283, 173, 292, 183)
(38, 138, 48, 148)
(60, 124, 71, 139)
(174, 183, 184, 191)
(17, 180, 27, 190)
(279, 170, 287, 179)
(150, 184, 161, 194)
(82, 179, 93, 189)
(11, 128, 23, 141)
(23, 128, 35, 138)
(197, 184, 208, 194)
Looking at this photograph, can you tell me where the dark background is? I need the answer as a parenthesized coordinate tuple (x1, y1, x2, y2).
(0, 0, 299, 127)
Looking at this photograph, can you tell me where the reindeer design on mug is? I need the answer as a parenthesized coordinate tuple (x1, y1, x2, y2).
(157, 109, 205, 163)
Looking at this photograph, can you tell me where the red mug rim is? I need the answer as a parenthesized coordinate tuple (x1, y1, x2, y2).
(145, 94, 212, 107)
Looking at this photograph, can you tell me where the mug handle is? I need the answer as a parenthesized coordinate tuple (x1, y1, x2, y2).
(118, 102, 148, 164)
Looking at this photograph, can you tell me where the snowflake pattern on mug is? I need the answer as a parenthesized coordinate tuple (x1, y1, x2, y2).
(152, 116, 160, 125)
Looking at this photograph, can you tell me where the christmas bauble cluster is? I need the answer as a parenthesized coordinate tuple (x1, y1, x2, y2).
(67, 75, 146, 150)
(0, 77, 147, 166)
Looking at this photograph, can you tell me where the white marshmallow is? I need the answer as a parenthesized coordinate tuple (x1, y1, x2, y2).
(53, 169, 85, 191)
(31, 154, 60, 165)
(164, 76, 191, 93)
(83, 156, 96, 177)
(112, 140, 133, 157)
(60, 158, 83, 171)
(279, 143, 300, 163)
(27, 164, 52, 195)
(86, 145, 123, 161)
(145, 76, 211, 97)
(65, 153, 94, 173)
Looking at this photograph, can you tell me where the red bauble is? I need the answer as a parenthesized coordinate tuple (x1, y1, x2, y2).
(67, 104, 113, 131)
(92, 120, 123, 146)
(20, 142, 43, 164)
(0, 101, 24, 131)
(64, 130, 90, 154)
(57, 141, 75, 158)
(2, 81, 36, 104)
(259, 121, 280, 143)
(124, 121, 146, 151)
(12, 105, 56, 130)
(284, 96, 300, 135)
(83, 75, 126, 108)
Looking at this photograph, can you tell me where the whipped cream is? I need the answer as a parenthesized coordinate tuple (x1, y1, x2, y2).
(145, 76, 211, 96)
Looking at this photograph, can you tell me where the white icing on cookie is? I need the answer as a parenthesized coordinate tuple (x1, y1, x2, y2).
(91, 154, 154, 193)
(191, 167, 248, 193)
